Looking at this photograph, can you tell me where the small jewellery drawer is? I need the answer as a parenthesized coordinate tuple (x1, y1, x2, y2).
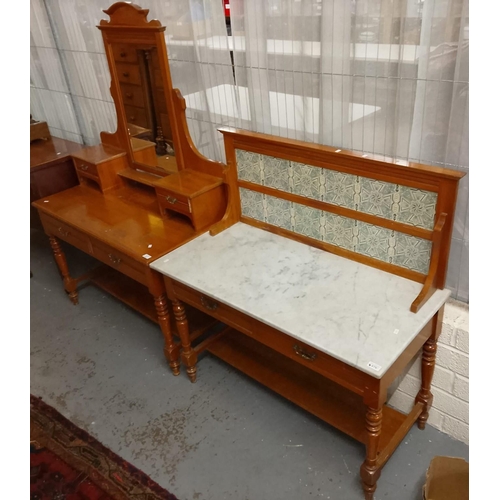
(116, 63, 142, 86)
(90, 238, 148, 286)
(171, 282, 254, 335)
(120, 83, 145, 108)
(74, 158, 98, 177)
(112, 45, 138, 64)
(39, 214, 91, 254)
(157, 190, 191, 216)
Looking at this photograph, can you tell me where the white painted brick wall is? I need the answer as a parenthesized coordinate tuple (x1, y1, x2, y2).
(388, 299, 469, 445)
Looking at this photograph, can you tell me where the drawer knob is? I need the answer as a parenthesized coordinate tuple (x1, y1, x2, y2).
(293, 344, 317, 362)
(166, 195, 177, 205)
(123, 71, 130, 77)
(120, 51, 127, 57)
(125, 92, 133, 99)
(58, 227, 68, 237)
(108, 253, 121, 266)
(79, 164, 88, 171)
(200, 295, 218, 311)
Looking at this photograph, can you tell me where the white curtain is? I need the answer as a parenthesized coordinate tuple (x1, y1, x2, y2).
(229, 0, 468, 302)
(30, 0, 234, 160)
(30, 0, 468, 301)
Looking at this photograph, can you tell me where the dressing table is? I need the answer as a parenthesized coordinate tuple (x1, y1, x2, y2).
(150, 128, 465, 498)
(31, 2, 228, 374)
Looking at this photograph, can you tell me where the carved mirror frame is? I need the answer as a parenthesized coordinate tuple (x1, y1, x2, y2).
(98, 2, 185, 175)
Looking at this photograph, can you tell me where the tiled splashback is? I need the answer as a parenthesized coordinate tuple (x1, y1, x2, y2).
(236, 150, 438, 231)
(237, 149, 435, 275)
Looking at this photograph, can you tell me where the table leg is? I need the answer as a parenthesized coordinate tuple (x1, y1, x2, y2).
(49, 235, 78, 305)
(415, 331, 438, 430)
(154, 293, 180, 376)
(171, 298, 197, 383)
(360, 406, 383, 500)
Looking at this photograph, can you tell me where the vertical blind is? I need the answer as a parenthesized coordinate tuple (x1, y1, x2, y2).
(30, 0, 468, 303)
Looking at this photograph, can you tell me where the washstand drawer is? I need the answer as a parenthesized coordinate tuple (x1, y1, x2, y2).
(73, 158, 98, 177)
(39, 214, 91, 254)
(172, 280, 354, 385)
(116, 63, 142, 86)
(157, 190, 191, 216)
(112, 45, 139, 64)
(90, 239, 148, 286)
(170, 281, 253, 335)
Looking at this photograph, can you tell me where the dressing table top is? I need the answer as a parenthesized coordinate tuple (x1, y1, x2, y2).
(150, 222, 450, 378)
(33, 185, 197, 263)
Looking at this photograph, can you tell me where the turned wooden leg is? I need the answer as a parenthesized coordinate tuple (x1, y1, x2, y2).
(360, 406, 383, 500)
(49, 235, 78, 305)
(171, 298, 197, 383)
(415, 334, 438, 430)
(154, 294, 180, 376)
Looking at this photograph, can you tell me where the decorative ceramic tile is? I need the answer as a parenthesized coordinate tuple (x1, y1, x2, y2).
(262, 155, 292, 192)
(239, 188, 265, 221)
(236, 150, 262, 184)
(293, 203, 322, 240)
(290, 162, 323, 200)
(359, 178, 396, 219)
(393, 234, 432, 274)
(397, 186, 437, 230)
(323, 169, 358, 209)
(323, 212, 356, 250)
(356, 222, 392, 263)
(264, 195, 293, 230)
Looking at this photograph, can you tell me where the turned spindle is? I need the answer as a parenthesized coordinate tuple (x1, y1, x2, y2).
(154, 294, 180, 376)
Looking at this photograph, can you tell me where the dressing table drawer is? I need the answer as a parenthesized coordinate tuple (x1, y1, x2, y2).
(157, 190, 191, 216)
(124, 105, 148, 128)
(120, 83, 145, 108)
(89, 238, 148, 286)
(116, 63, 142, 86)
(39, 213, 91, 254)
(112, 45, 139, 64)
(74, 158, 98, 177)
(71, 144, 128, 193)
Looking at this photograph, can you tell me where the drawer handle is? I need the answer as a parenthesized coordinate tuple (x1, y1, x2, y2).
(125, 92, 133, 99)
(120, 51, 127, 57)
(166, 195, 177, 205)
(129, 115, 136, 121)
(123, 71, 130, 77)
(200, 296, 218, 311)
(58, 227, 68, 237)
(108, 253, 121, 266)
(79, 164, 89, 171)
(293, 344, 317, 362)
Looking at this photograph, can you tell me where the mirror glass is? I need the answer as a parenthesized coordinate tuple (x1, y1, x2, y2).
(112, 43, 178, 174)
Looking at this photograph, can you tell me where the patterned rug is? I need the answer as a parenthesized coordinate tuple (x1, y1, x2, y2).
(30, 395, 179, 499)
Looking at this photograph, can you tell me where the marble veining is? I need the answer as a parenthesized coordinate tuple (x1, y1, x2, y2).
(151, 223, 449, 378)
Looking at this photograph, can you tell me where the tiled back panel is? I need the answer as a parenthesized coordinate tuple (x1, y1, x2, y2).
(236, 150, 435, 275)
(236, 150, 438, 230)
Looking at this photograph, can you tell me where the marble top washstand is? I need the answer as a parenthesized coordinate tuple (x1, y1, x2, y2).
(150, 222, 450, 378)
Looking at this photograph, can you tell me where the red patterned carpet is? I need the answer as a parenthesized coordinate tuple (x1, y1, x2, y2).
(30, 395, 179, 500)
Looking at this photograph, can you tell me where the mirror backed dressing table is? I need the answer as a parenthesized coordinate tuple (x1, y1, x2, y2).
(31, 2, 227, 377)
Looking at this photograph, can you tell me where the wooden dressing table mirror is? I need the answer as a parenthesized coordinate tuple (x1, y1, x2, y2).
(32, 2, 227, 374)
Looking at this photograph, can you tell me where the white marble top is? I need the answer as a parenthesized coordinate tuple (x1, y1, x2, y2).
(150, 223, 450, 379)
